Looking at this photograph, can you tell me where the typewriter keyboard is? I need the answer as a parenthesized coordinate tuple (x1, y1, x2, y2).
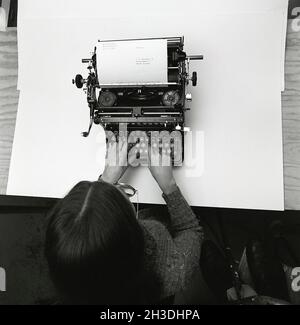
(106, 130, 183, 165)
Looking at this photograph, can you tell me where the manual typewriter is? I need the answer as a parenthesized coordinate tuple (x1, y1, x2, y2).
(73, 36, 203, 163)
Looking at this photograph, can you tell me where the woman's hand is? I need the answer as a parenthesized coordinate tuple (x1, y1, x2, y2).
(148, 145, 177, 195)
(100, 139, 136, 184)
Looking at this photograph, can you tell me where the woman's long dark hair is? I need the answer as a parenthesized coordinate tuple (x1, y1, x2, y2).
(45, 181, 145, 305)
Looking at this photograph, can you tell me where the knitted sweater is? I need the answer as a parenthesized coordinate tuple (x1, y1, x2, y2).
(138, 186, 204, 303)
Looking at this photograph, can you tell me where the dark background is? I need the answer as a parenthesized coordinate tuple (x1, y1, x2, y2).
(0, 198, 299, 304)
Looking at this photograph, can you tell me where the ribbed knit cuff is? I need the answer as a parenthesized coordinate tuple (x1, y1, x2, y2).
(162, 185, 182, 206)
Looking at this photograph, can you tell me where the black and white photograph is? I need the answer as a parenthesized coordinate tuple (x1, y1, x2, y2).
(0, 0, 300, 318)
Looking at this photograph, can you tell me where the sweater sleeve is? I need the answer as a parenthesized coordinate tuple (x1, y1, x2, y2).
(162, 186, 203, 238)
(161, 186, 204, 288)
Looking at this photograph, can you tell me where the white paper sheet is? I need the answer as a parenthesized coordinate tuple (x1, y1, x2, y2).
(8, 11, 286, 210)
(97, 39, 168, 86)
(17, 0, 289, 18)
(16, 1, 288, 91)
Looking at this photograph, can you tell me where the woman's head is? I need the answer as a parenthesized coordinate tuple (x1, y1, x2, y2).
(45, 180, 144, 305)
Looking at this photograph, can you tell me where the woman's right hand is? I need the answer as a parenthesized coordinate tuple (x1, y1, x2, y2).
(148, 145, 177, 195)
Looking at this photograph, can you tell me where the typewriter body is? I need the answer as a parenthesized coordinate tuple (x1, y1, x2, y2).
(73, 36, 203, 163)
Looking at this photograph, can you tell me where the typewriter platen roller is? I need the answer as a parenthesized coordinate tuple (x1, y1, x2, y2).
(72, 36, 203, 162)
